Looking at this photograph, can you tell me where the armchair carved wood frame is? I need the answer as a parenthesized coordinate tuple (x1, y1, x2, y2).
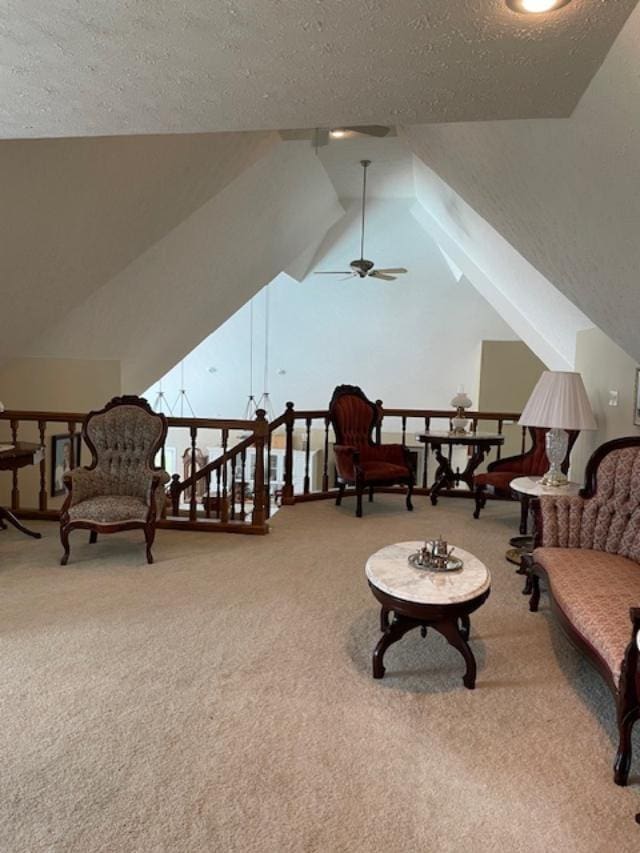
(59, 396, 169, 565)
(523, 437, 640, 786)
(473, 427, 578, 531)
(328, 385, 414, 518)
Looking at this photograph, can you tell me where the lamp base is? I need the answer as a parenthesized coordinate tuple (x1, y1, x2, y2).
(540, 428, 569, 487)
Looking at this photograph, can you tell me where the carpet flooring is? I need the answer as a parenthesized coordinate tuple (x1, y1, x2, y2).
(1, 495, 639, 852)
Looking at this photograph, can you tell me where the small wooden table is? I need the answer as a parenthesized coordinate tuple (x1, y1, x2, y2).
(417, 431, 505, 505)
(508, 475, 581, 574)
(0, 443, 45, 539)
(366, 541, 491, 689)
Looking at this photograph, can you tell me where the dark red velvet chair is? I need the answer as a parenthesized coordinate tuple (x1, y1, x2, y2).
(473, 427, 578, 531)
(328, 385, 414, 518)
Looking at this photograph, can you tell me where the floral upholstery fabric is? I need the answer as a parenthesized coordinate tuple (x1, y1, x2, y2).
(534, 547, 640, 682)
(68, 404, 169, 517)
(68, 495, 149, 525)
(539, 446, 640, 561)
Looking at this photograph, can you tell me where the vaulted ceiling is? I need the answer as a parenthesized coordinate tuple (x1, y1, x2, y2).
(1, 0, 637, 138)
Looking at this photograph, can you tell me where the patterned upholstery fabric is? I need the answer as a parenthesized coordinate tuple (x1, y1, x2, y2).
(534, 547, 640, 682)
(68, 403, 169, 518)
(539, 446, 640, 561)
(68, 495, 149, 525)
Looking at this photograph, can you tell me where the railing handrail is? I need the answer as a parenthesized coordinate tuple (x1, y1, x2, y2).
(0, 409, 260, 432)
(286, 407, 521, 423)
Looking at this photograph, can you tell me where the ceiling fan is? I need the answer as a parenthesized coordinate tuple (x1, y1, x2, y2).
(315, 159, 408, 283)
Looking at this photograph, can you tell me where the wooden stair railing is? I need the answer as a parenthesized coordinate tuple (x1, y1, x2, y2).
(0, 402, 526, 532)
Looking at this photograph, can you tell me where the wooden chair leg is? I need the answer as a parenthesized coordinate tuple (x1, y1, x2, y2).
(473, 486, 486, 519)
(369, 486, 374, 503)
(335, 483, 345, 506)
(356, 488, 363, 518)
(60, 525, 71, 566)
(145, 523, 156, 565)
(89, 530, 98, 544)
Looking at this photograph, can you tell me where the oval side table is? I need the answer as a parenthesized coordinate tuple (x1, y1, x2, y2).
(366, 542, 491, 689)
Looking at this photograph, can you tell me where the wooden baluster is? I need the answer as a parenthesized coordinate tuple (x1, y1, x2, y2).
(170, 474, 181, 516)
(401, 416, 407, 447)
(240, 447, 247, 521)
(215, 464, 221, 520)
(422, 417, 430, 489)
(303, 417, 311, 494)
(204, 469, 211, 519)
(10, 419, 19, 510)
(230, 451, 236, 521)
(251, 410, 267, 527)
(282, 402, 295, 504)
(221, 429, 230, 523)
(38, 419, 47, 511)
(322, 417, 330, 492)
(375, 400, 383, 444)
(496, 419, 504, 460)
(189, 426, 198, 522)
(265, 430, 272, 520)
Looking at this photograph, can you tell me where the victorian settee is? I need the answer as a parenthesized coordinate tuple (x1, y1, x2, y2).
(60, 395, 169, 565)
(524, 436, 640, 785)
(328, 385, 414, 518)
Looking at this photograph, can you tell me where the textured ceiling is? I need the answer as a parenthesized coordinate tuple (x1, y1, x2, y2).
(1, 0, 637, 138)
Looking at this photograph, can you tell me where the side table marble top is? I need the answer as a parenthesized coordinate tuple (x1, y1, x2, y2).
(509, 476, 581, 498)
(366, 541, 491, 605)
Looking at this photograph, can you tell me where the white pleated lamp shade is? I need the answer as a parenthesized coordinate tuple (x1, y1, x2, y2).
(519, 371, 597, 430)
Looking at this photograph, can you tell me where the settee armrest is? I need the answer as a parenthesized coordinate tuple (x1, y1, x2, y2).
(536, 494, 588, 548)
(333, 445, 360, 481)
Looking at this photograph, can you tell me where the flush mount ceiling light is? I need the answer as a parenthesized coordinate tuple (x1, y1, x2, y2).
(330, 128, 347, 138)
(506, 0, 572, 12)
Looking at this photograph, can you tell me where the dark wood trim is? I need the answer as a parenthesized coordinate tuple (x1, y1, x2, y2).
(580, 436, 640, 499)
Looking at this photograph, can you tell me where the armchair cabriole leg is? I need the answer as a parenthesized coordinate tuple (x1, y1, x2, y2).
(406, 481, 414, 512)
(145, 524, 156, 565)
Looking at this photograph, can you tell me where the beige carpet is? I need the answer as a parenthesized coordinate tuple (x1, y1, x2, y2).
(1, 496, 638, 852)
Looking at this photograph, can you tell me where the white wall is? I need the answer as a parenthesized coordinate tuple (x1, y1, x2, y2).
(28, 142, 345, 393)
(571, 327, 640, 480)
(147, 199, 519, 418)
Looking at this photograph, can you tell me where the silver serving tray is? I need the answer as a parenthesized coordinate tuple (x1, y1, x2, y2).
(408, 553, 464, 573)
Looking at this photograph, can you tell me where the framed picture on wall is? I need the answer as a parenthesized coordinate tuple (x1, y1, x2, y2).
(635, 368, 640, 427)
(50, 433, 82, 497)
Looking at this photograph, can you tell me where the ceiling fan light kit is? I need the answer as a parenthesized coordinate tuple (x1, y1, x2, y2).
(315, 159, 408, 284)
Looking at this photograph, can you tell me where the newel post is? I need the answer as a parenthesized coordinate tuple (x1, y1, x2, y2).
(252, 409, 268, 528)
(282, 402, 295, 506)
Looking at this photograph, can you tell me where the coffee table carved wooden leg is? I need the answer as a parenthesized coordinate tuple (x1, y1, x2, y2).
(432, 617, 477, 690)
(372, 615, 417, 679)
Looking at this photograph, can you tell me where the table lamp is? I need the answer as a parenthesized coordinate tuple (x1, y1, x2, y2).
(451, 386, 472, 434)
(519, 371, 596, 486)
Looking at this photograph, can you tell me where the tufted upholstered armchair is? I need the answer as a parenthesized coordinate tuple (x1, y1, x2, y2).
(59, 395, 169, 565)
(473, 427, 578, 530)
(525, 437, 640, 785)
(328, 385, 414, 518)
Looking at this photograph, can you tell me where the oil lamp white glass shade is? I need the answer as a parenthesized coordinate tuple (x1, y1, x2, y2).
(519, 371, 596, 486)
(451, 391, 472, 409)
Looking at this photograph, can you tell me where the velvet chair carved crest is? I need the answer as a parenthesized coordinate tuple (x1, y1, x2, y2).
(328, 385, 414, 518)
(473, 427, 578, 529)
(59, 395, 169, 565)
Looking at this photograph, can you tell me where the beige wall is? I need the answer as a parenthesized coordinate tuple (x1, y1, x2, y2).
(571, 328, 640, 479)
(477, 340, 546, 463)
(0, 357, 122, 508)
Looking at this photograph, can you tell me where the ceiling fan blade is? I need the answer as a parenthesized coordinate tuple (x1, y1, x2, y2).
(340, 274, 357, 281)
(372, 268, 408, 275)
(314, 271, 353, 275)
(345, 125, 390, 138)
(369, 271, 397, 281)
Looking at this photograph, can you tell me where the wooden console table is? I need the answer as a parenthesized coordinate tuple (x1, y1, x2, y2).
(417, 431, 505, 505)
(0, 443, 45, 539)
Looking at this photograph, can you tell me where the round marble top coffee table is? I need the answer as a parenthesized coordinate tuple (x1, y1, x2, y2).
(366, 542, 491, 689)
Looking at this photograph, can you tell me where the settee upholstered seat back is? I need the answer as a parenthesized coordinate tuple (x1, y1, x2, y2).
(540, 445, 640, 562)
